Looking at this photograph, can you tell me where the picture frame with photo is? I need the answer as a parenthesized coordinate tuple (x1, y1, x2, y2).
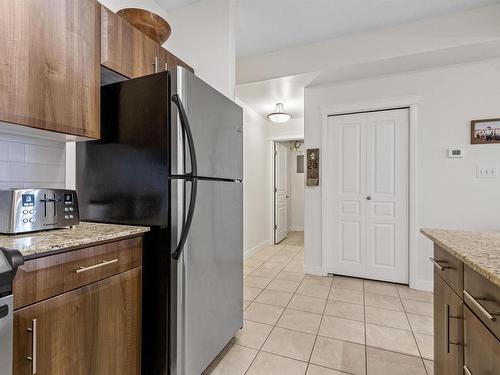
(471, 118, 500, 144)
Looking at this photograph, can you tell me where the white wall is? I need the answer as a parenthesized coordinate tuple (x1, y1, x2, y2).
(304, 59, 500, 290)
(99, 0, 168, 18)
(286, 141, 304, 232)
(0, 133, 65, 189)
(268, 117, 304, 139)
(165, 0, 236, 98)
(240, 101, 271, 256)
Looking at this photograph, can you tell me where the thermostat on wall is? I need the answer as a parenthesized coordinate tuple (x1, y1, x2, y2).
(447, 148, 463, 158)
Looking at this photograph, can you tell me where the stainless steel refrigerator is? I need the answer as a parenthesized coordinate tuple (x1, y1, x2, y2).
(76, 67, 243, 375)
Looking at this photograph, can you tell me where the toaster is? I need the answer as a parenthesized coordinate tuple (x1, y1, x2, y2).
(0, 189, 79, 234)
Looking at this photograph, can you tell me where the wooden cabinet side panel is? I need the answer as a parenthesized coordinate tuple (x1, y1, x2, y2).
(13, 267, 142, 375)
(0, 0, 100, 138)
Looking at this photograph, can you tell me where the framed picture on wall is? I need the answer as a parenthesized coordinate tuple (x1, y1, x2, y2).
(471, 118, 500, 144)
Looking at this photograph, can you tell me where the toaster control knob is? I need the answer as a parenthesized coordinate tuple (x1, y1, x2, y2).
(29, 218, 35, 223)
(64, 207, 69, 212)
(65, 215, 69, 220)
(23, 218, 29, 224)
(69, 207, 74, 212)
(23, 210, 28, 215)
(69, 215, 74, 219)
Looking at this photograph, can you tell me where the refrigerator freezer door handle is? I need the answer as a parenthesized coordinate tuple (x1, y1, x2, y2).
(172, 93, 198, 177)
(171, 177, 198, 260)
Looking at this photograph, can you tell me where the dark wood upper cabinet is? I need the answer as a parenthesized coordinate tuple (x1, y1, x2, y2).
(101, 5, 158, 78)
(0, 0, 100, 139)
(13, 267, 142, 375)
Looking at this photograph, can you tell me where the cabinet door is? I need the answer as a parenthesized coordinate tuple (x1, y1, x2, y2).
(434, 272, 463, 375)
(158, 47, 194, 73)
(101, 6, 158, 78)
(13, 267, 142, 375)
(464, 306, 500, 374)
(0, 0, 100, 139)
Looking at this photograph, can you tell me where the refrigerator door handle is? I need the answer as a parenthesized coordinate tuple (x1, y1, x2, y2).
(171, 177, 197, 260)
(172, 93, 198, 177)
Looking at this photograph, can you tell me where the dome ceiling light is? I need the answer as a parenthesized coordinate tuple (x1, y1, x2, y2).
(267, 103, 292, 123)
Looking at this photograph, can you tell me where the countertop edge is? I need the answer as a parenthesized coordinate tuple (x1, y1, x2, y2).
(421, 228, 500, 288)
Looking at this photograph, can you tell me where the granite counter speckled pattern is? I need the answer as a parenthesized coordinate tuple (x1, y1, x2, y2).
(0, 222, 150, 259)
(421, 228, 500, 288)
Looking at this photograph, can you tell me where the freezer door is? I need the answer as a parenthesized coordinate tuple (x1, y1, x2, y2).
(170, 67, 243, 180)
(172, 179, 243, 375)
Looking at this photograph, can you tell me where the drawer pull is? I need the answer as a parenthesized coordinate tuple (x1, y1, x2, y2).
(429, 257, 448, 271)
(463, 365, 473, 375)
(76, 259, 119, 274)
(27, 318, 37, 374)
(464, 290, 496, 321)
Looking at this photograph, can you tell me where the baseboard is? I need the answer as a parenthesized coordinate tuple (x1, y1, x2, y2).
(244, 239, 271, 259)
(304, 264, 325, 276)
(411, 279, 433, 292)
(288, 226, 304, 232)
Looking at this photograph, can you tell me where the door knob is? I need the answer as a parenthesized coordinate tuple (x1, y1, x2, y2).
(366, 196, 372, 200)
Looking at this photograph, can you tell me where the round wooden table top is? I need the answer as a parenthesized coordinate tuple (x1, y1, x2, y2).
(117, 8, 171, 44)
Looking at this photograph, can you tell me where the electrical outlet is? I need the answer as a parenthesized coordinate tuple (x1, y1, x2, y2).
(476, 166, 497, 178)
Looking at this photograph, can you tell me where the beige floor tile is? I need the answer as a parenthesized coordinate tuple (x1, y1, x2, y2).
(365, 306, 410, 330)
(244, 276, 272, 288)
(262, 327, 316, 361)
(296, 279, 331, 299)
(271, 253, 296, 263)
(244, 302, 284, 325)
(255, 289, 293, 307)
(397, 286, 433, 303)
(306, 364, 350, 375)
(205, 343, 257, 375)
(319, 315, 365, 344)
(364, 293, 403, 311)
(423, 359, 434, 375)
(288, 294, 327, 314)
(364, 280, 399, 297)
(324, 300, 364, 322)
(260, 261, 287, 270)
(233, 320, 273, 350)
(267, 279, 301, 293)
(244, 258, 265, 268)
(246, 351, 308, 375)
(366, 347, 427, 375)
(284, 262, 304, 273)
(329, 288, 364, 305)
(366, 323, 420, 357)
(407, 313, 433, 336)
(332, 276, 364, 291)
(250, 267, 281, 279)
(402, 299, 433, 317)
(310, 336, 366, 375)
(244, 286, 263, 301)
(276, 271, 305, 282)
(414, 333, 433, 360)
(277, 308, 322, 334)
(243, 300, 251, 310)
(304, 275, 334, 287)
(244, 266, 256, 276)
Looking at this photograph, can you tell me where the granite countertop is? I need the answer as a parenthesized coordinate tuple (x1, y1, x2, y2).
(421, 228, 500, 288)
(0, 222, 150, 259)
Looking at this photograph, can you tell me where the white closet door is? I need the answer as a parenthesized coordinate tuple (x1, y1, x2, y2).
(274, 143, 288, 243)
(365, 109, 409, 283)
(326, 109, 409, 283)
(328, 114, 367, 278)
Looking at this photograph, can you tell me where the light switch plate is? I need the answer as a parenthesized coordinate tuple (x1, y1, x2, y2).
(447, 148, 463, 158)
(476, 166, 497, 178)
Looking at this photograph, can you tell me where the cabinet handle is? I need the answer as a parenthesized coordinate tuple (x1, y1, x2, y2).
(153, 57, 159, 73)
(444, 304, 450, 353)
(463, 365, 473, 375)
(27, 318, 37, 374)
(75, 259, 119, 274)
(429, 257, 447, 271)
(464, 290, 496, 321)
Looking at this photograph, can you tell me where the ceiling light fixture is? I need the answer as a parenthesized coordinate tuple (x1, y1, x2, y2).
(267, 103, 292, 123)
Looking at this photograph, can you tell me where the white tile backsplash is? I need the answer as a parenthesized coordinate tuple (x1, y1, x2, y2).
(0, 133, 66, 189)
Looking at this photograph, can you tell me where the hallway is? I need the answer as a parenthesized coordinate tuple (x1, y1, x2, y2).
(205, 232, 434, 375)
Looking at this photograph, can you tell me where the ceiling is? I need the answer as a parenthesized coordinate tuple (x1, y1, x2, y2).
(235, 72, 320, 119)
(155, 0, 198, 12)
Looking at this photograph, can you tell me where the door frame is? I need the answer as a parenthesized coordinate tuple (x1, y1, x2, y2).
(268, 134, 304, 245)
(320, 95, 419, 289)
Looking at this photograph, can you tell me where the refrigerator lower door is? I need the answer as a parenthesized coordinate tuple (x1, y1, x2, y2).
(172, 179, 243, 375)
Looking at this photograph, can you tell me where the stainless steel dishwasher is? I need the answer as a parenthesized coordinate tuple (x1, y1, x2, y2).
(0, 248, 24, 375)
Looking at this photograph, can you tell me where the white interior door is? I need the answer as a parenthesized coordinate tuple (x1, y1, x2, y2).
(275, 143, 288, 243)
(326, 109, 409, 283)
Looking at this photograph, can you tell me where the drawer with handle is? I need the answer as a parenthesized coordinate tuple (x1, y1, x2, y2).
(13, 237, 142, 309)
(464, 264, 500, 340)
(429, 245, 463, 297)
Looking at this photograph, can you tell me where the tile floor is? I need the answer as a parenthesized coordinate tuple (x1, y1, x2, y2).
(205, 232, 434, 375)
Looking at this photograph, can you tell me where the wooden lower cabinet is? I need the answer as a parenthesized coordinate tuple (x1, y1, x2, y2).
(13, 267, 142, 375)
(434, 272, 463, 375)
